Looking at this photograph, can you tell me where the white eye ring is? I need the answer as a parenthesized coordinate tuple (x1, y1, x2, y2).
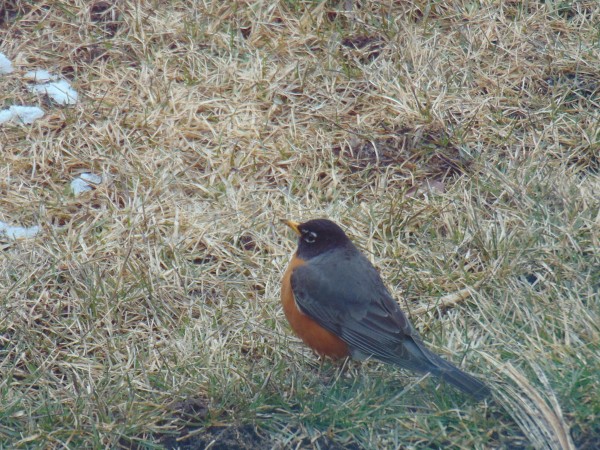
(303, 231, 317, 243)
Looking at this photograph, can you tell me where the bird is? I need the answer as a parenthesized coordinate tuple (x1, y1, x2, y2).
(281, 218, 491, 400)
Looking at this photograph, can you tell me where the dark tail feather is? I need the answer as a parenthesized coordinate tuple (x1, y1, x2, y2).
(434, 364, 491, 400)
(396, 339, 491, 400)
(423, 347, 491, 400)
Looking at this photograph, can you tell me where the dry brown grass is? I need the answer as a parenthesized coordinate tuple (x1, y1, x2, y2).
(1, 1, 598, 448)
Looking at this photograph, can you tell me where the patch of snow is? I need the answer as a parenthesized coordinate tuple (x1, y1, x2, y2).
(0, 52, 13, 74)
(24, 69, 56, 83)
(0, 110, 13, 124)
(79, 173, 103, 184)
(0, 105, 45, 125)
(28, 79, 78, 105)
(70, 173, 103, 195)
(0, 221, 40, 240)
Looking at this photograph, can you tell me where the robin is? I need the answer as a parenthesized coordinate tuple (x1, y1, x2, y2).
(281, 218, 490, 400)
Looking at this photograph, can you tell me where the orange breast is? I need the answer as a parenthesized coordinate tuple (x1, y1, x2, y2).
(281, 254, 349, 359)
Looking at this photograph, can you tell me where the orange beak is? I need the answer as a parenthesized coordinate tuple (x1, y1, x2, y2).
(281, 219, 301, 236)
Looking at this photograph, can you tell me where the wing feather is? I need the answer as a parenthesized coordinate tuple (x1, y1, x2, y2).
(290, 252, 439, 373)
(290, 249, 491, 399)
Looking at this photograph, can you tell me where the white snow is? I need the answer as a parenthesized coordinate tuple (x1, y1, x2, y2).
(0, 52, 13, 74)
(23, 69, 56, 83)
(0, 105, 45, 125)
(0, 110, 13, 124)
(28, 79, 78, 105)
(0, 221, 41, 240)
(70, 173, 103, 195)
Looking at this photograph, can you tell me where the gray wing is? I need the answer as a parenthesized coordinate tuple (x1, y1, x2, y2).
(290, 251, 443, 374)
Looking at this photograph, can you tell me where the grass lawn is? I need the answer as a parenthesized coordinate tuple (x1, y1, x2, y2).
(1, 1, 598, 448)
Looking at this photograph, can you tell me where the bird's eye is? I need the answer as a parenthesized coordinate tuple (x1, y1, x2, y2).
(303, 231, 317, 243)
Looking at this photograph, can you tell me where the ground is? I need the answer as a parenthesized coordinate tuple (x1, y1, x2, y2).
(0, 1, 598, 449)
